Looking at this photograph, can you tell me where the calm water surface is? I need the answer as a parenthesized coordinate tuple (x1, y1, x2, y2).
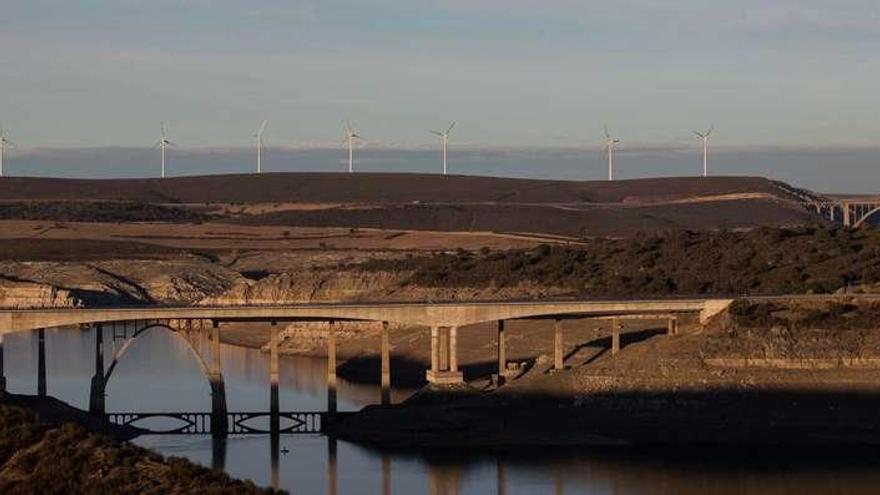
(6, 327, 880, 494)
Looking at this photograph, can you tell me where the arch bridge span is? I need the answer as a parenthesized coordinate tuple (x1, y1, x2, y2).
(0, 299, 731, 335)
(0, 299, 732, 436)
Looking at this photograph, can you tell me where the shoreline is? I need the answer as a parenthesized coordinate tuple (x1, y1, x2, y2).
(328, 387, 880, 448)
(0, 393, 283, 493)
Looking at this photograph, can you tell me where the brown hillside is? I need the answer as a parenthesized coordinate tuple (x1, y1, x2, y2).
(228, 198, 814, 237)
(0, 173, 802, 204)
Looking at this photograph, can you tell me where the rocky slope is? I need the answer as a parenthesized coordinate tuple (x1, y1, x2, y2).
(0, 398, 280, 494)
(0, 258, 245, 307)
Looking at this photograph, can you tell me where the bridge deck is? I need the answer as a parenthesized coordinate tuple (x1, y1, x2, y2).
(0, 299, 732, 333)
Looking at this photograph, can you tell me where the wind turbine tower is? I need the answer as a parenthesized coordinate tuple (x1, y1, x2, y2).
(694, 125, 714, 177)
(430, 122, 455, 175)
(254, 120, 268, 174)
(603, 126, 621, 181)
(0, 126, 15, 177)
(155, 122, 173, 179)
(344, 121, 361, 173)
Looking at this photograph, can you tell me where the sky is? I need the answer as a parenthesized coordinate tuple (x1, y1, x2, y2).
(2, 1, 879, 190)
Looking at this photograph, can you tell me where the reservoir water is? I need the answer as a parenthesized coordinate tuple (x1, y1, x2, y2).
(5, 326, 880, 494)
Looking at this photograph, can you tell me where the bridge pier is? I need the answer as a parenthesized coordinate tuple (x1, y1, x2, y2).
(212, 437, 227, 473)
(426, 325, 463, 385)
(328, 320, 338, 415)
(667, 317, 678, 336)
(380, 321, 391, 406)
(37, 328, 46, 397)
(269, 323, 280, 436)
(382, 455, 392, 495)
(553, 319, 564, 371)
(209, 322, 228, 438)
(439, 326, 449, 371)
(430, 326, 439, 373)
(270, 433, 280, 490)
(0, 333, 6, 396)
(497, 320, 507, 384)
(328, 436, 338, 495)
(611, 318, 621, 356)
(89, 324, 106, 415)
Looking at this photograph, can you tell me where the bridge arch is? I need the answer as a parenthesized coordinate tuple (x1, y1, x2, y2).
(853, 205, 880, 229)
(94, 321, 229, 437)
(104, 322, 212, 385)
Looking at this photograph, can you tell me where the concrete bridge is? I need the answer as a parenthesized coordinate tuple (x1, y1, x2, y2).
(811, 197, 880, 228)
(0, 299, 732, 436)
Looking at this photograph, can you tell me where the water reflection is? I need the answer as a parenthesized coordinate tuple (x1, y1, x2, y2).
(6, 327, 880, 494)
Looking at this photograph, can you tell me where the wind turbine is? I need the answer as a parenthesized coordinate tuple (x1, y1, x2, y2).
(343, 121, 361, 173)
(155, 122, 173, 178)
(603, 126, 621, 181)
(694, 125, 714, 177)
(0, 125, 15, 177)
(430, 122, 455, 175)
(254, 120, 268, 174)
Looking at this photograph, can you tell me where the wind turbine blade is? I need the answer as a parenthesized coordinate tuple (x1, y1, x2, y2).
(694, 131, 704, 138)
(706, 125, 714, 137)
(257, 120, 268, 136)
(446, 121, 456, 134)
(603, 125, 610, 139)
(345, 120, 354, 135)
(430, 130, 443, 136)
(161, 121, 167, 138)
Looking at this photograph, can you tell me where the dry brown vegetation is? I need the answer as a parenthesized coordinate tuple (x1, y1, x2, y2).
(358, 225, 880, 297)
(0, 404, 280, 494)
(0, 173, 800, 204)
(0, 201, 208, 223)
(0, 174, 821, 237)
(704, 298, 880, 360)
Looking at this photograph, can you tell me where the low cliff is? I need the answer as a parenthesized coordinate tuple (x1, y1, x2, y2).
(0, 279, 81, 308)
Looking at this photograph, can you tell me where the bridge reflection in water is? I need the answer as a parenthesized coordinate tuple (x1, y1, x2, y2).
(4, 327, 880, 493)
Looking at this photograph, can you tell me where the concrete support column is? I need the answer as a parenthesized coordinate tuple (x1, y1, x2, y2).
(553, 319, 564, 371)
(382, 455, 392, 495)
(37, 328, 46, 397)
(843, 202, 851, 227)
(667, 317, 678, 336)
(209, 376, 228, 439)
(270, 434, 280, 490)
(269, 323, 280, 436)
(212, 437, 227, 473)
(497, 320, 506, 380)
(209, 321, 228, 438)
(439, 326, 449, 371)
(88, 324, 106, 415)
(449, 326, 459, 373)
(380, 321, 391, 406)
(211, 323, 221, 376)
(0, 332, 5, 396)
(328, 437, 338, 495)
(497, 459, 506, 495)
(327, 320, 338, 415)
(430, 326, 440, 373)
(611, 318, 621, 356)
(426, 325, 464, 386)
